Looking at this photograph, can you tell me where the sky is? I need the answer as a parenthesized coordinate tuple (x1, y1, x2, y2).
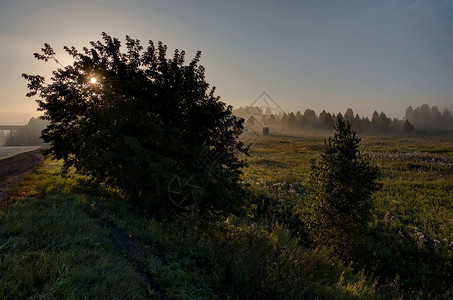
(0, 0, 452, 124)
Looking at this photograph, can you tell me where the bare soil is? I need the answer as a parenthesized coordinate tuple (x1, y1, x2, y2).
(0, 150, 44, 201)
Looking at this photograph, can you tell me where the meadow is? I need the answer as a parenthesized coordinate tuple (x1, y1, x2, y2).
(243, 133, 453, 295)
(0, 133, 452, 299)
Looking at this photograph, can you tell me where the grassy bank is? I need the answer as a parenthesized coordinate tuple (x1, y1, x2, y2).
(1, 162, 379, 299)
(1, 134, 452, 299)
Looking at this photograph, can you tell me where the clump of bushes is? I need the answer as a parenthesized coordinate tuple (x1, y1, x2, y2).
(143, 212, 380, 299)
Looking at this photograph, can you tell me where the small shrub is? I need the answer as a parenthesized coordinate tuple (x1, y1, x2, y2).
(302, 115, 381, 259)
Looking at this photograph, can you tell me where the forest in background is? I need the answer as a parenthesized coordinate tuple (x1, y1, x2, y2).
(1, 103, 451, 147)
(234, 104, 453, 135)
(1, 104, 451, 147)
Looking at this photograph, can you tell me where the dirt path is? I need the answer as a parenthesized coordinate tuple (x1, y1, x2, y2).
(89, 208, 166, 298)
(0, 150, 44, 201)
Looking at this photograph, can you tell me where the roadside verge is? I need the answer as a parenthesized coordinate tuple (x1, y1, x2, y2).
(0, 150, 44, 201)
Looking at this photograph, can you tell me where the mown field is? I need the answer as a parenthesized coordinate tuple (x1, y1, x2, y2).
(0, 133, 452, 299)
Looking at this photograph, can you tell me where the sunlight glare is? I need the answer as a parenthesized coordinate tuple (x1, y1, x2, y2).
(90, 77, 97, 84)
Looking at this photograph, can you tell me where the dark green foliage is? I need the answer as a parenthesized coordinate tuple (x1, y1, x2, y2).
(303, 115, 381, 258)
(23, 33, 247, 215)
(1, 160, 381, 299)
(366, 218, 453, 296)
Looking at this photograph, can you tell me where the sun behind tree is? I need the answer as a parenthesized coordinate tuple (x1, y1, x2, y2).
(22, 33, 248, 216)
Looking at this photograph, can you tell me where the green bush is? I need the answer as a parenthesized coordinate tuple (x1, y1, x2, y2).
(302, 115, 381, 259)
(151, 212, 380, 299)
(23, 33, 248, 216)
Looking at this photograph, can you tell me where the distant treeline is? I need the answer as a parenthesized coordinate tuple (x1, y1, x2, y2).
(405, 104, 452, 133)
(234, 104, 453, 135)
(1, 117, 48, 146)
(1, 104, 450, 146)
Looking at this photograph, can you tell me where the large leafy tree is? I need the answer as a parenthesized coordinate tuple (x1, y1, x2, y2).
(23, 33, 248, 215)
(303, 115, 381, 258)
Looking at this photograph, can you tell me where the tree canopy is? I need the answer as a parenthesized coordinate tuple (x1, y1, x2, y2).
(23, 33, 248, 215)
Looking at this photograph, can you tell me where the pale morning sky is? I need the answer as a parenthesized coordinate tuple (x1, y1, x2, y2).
(0, 0, 452, 124)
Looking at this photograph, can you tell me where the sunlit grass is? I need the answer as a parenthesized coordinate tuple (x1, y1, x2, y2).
(0, 160, 147, 299)
(1, 158, 383, 299)
(1, 133, 452, 298)
(243, 133, 453, 296)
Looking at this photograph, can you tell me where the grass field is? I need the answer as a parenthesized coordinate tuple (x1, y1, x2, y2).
(1, 133, 452, 299)
(244, 134, 453, 242)
(243, 133, 453, 296)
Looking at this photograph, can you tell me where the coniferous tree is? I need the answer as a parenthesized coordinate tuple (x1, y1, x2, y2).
(344, 108, 354, 123)
(303, 115, 381, 258)
(378, 112, 391, 132)
(404, 119, 414, 134)
(405, 106, 414, 121)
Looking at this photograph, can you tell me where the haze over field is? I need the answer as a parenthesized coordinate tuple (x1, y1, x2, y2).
(1, 0, 452, 124)
(1, 2, 453, 297)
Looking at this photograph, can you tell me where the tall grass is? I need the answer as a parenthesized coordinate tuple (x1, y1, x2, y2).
(1, 134, 452, 298)
(243, 134, 453, 297)
(1, 158, 382, 299)
(0, 160, 146, 299)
